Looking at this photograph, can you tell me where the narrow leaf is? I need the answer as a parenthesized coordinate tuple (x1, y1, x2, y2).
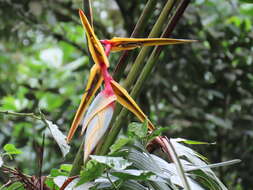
(174, 138, 215, 145)
(111, 169, 154, 180)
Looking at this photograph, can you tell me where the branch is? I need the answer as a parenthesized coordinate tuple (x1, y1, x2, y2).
(0, 110, 42, 120)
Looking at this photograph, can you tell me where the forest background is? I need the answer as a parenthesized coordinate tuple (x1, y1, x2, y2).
(0, 0, 252, 189)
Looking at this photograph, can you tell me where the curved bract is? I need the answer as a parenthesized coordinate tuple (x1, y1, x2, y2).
(101, 37, 196, 52)
(67, 64, 103, 142)
(110, 80, 155, 131)
(79, 9, 109, 68)
(82, 92, 115, 162)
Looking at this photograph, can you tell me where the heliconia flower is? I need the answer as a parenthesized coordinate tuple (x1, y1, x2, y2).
(81, 91, 116, 162)
(67, 9, 195, 161)
(100, 37, 196, 52)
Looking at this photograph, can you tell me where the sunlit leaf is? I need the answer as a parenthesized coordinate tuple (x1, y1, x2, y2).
(3, 144, 22, 155)
(60, 164, 73, 173)
(0, 156, 3, 167)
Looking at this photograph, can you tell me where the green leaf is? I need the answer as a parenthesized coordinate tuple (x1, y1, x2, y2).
(3, 144, 22, 155)
(109, 137, 132, 154)
(60, 164, 73, 173)
(77, 160, 105, 186)
(128, 121, 148, 139)
(90, 155, 132, 170)
(148, 127, 170, 141)
(50, 168, 68, 177)
(174, 138, 215, 145)
(111, 169, 154, 180)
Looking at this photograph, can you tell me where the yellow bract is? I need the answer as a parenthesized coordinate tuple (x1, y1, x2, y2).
(67, 64, 103, 142)
(79, 9, 109, 68)
(110, 80, 155, 131)
(107, 37, 196, 52)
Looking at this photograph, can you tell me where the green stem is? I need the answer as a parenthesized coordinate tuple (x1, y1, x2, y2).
(123, 0, 175, 91)
(113, 0, 157, 81)
(0, 110, 41, 120)
(69, 141, 85, 176)
(130, 0, 192, 99)
(83, 0, 93, 27)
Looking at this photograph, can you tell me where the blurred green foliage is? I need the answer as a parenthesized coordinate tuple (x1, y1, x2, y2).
(0, 0, 252, 189)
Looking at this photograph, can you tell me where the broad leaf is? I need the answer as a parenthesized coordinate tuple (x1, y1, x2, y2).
(90, 155, 132, 170)
(77, 159, 105, 186)
(3, 144, 22, 155)
(128, 121, 148, 139)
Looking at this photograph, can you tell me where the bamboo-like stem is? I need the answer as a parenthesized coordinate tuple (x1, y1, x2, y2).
(130, 0, 191, 99)
(123, 0, 175, 91)
(99, 0, 191, 156)
(69, 141, 85, 176)
(106, 0, 176, 135)
(113, 0, 157, 81)
(70, 0, 94, 176)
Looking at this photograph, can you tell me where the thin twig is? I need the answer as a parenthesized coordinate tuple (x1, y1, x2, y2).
(59, 176, 79, 190)
(0, 110, 42, 120)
